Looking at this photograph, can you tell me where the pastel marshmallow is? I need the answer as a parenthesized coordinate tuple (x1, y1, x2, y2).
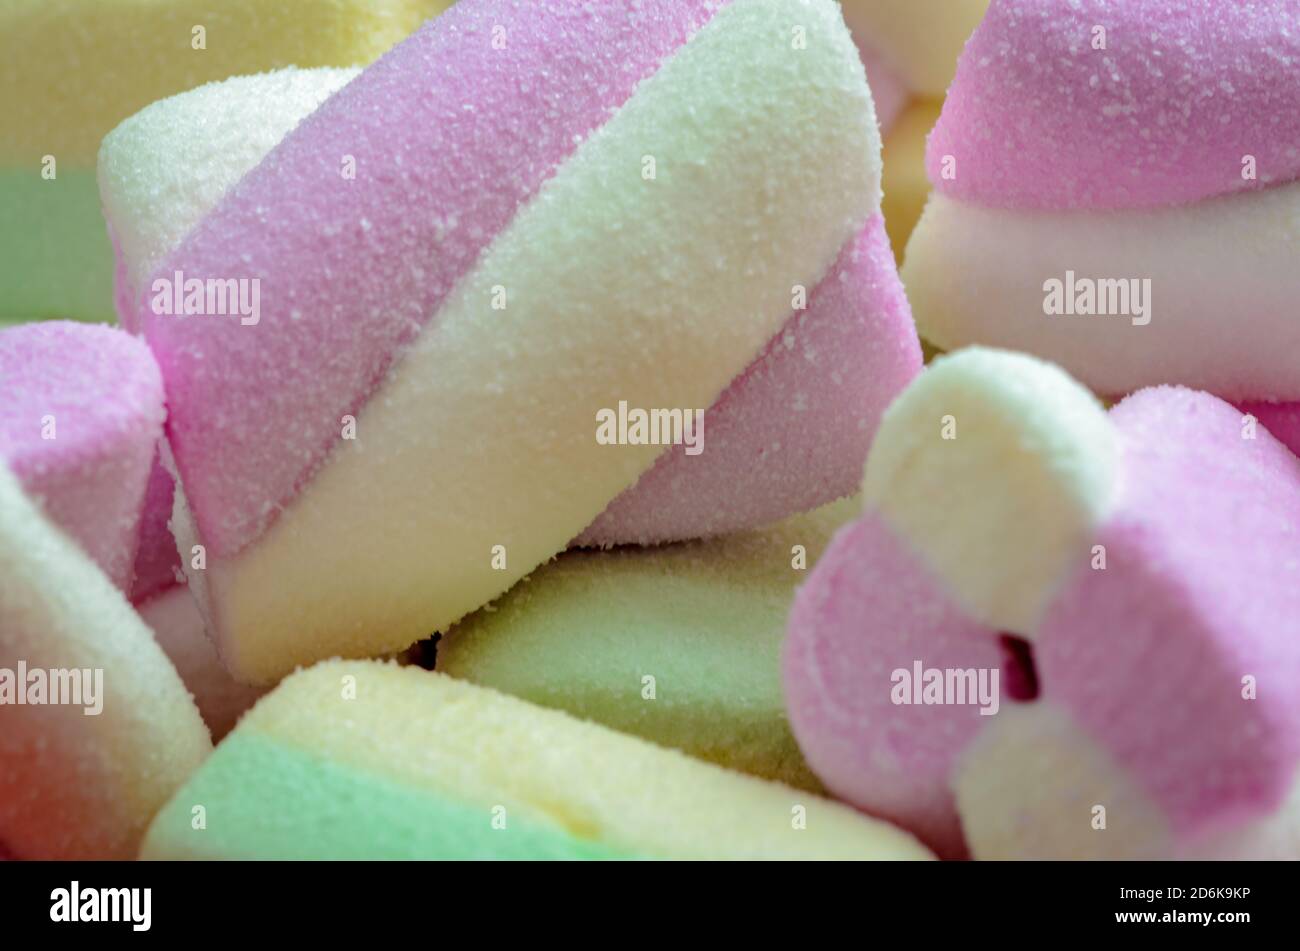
(100, 67, 917, 554)
(839, 1, 988, 256)
(0, 462, 211, 860)
(100, 66, 361, 334)
(141, 661, 932, 860)
(785, 348, 1300, 859)
(0, 0, 450, 323)
(905, 0, 1300, 401)
(0, 321, 164, 591)
(117, 0, 915, 683)
(441, 496, 862, 791)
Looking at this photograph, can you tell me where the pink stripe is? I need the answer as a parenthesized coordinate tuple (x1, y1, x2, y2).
(784, 511, 1000, 859)
(1042, 388, 1300, 836)
(142, 0, 726, 557)
(930, 0, 1300, 210)
(0, 322, 162, 590)
(579, 215, 919, 546)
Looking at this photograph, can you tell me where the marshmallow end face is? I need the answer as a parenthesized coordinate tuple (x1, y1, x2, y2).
(953, 703, 1172, 860)
(97, 66, 362, 328)
(0, 321, 165, 589)
(863, 347, 1116, 635)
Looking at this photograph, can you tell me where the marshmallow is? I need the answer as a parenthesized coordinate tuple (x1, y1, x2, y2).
(441, 497, 862, 791)
(141, 661, 932, 860)
(0, 321, 163, 591)
(785, 348, 1300, 859)
(904, 0, 1300, 400)
(109, 0, 916, 683)
(0, 463, 211, 860)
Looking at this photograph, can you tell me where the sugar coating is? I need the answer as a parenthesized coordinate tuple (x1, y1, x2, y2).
(135, 586, 266, 741)
(143, 662, 933, 860)
(442, 497, 862, 791)
(1039, 388, 1300, 839)
(903, 183, 1300, 401)
(863, 348, 1116, 635)
(164, 0, 881, 683)
(785, 349, 1300, 859)
(841, 0, 990, 98)
(103, 66, 908, 555)
(143, 731, 636, 860)
(929, 0, 1300, 209)
(784, 510, 999, 859)
(141, 0, 726, 558)
(0, 322, 164, 590)
(99, 66, 360, 331)
(0, 463, 210, 860)
(580, 217, 917, 546)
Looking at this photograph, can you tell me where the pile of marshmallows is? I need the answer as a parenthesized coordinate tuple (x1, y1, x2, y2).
(2, 0, 1298, 861)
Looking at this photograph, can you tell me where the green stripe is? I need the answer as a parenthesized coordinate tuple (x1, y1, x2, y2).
(142, 733, 642, 860)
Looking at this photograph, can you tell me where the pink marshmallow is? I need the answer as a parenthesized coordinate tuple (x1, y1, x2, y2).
(140, 0, 725, 560)
(786, 380, 1300, 859)
(928, 0, 1300, 210)
(0, 321, 163, 590)
(579, 215, 920, 547)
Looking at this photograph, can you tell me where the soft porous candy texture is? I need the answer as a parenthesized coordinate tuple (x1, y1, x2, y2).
(904, 184, 1300, 401)
(905, 0, 1300, 402)
(0, 322, 164, 590)
(578, 218, 918, 546)
(136, 587, 266, 740)
(785, 348, 1300, 859)
(0, 464, 211, 860)
(101, 64, 916, 568)
(836, 1, 987, 252)
(141, 661, 932, 860)
(100, 67, 361, 332)
(929, 0, 1300, 210)
(138, 0, 897, 683)
(99, 67, 362, 600)
(0, 0, 450, 322)
(442, 497, 861, 791)
(841, 0, 990, 99)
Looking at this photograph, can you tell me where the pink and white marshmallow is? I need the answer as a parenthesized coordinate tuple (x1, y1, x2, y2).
(904, 0, 1300, 442)
(100, 0, 920, 684)
(784, 348, 1300, 859)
